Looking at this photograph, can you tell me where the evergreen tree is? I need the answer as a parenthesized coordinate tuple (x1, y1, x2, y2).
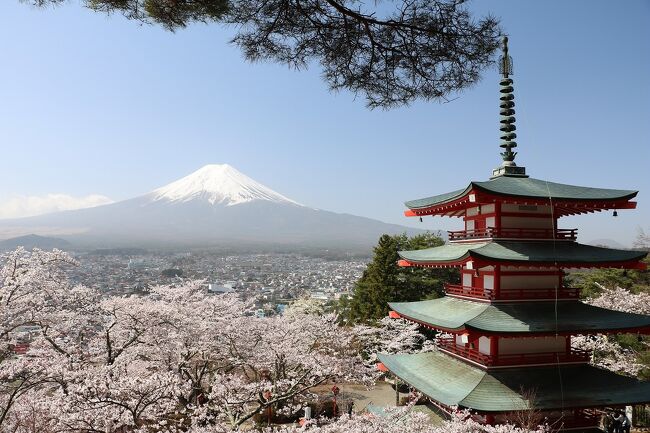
(26, 1, 500, 108)
(347, 235, 401, 323)
(346, 232, 458, 324)
(571, 263, 650, 299)
(568, 232, 649, 298)
(401, 233, 457, 302)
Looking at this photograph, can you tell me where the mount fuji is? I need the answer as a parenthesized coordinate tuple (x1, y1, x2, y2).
(0, 165, 422, 250)
(150, 164, 302, 207)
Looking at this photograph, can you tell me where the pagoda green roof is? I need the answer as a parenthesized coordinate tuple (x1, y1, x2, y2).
(405, 176, 637, 210)
(378, 351, 650, 412)
(388, 297, 650, 333)
(398, 241, 647, 266)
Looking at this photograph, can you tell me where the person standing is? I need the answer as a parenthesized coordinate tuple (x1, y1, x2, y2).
(612, 410, 624, 433)
(620, 411, 631, 433)
(603, 412, 614, 433)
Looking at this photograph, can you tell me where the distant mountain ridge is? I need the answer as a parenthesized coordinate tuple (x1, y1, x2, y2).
(587, 238, 628, 250)
(0, 164, 423, 251)
(0, 234, 71, 251)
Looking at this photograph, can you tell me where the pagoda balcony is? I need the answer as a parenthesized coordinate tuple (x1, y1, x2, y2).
(448, 227, 577, 242)
(437, 337, 590, 368)
(494, 409, 601, 430)
(444, 283, 494, 300)
(444, 283, 580, 301)
(542, 409, 601, 430)
(483, 409, 600, 429)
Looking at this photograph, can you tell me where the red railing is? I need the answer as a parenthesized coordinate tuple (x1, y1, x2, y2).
(495, 349, 590, 366)
(448, 227, 577, 241)
(437, 338, 590, 367)
(444, 283, 493, 300)
(444, 284, 580, 301)
(437, 338, 491, 364)
(499, 287, 580, 300)
(548, 409, 601, 429)
(500, 409, 600, 429)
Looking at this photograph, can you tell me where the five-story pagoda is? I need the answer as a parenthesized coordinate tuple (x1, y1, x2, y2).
(377, 37, 650, 431)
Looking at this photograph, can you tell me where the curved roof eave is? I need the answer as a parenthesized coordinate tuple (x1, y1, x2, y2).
(473, 177, 638, 202)
(389, 298, 650, 334)
(397, 242, 487, 264)
(404, 177, 638, 211)
(398, 241, 648, 267)
(404, 186, 470, 210)
(378, 352, 650, 412)
(388, 298, 487, 331)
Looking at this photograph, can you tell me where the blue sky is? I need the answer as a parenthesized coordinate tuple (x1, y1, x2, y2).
(0, 1, 648, 245)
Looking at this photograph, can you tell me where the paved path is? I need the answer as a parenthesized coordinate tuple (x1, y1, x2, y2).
(314, 381, 445, 425)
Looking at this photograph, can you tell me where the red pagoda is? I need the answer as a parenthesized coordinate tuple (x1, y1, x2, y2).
(377, 37, 650, 431)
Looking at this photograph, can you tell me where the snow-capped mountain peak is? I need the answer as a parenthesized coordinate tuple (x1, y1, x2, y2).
(150, 164, 301, 206)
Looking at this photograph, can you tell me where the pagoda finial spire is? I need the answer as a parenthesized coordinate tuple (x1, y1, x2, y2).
(492, 36, 527, 178)
(499, 36, 513, 78)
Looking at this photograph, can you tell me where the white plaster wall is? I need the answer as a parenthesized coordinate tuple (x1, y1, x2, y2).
(501, 266, 555, 272)
(498, 337, 566, 355)
(500, 275, 559, 290)
(478, 336, 491, 355)
(481, 204, 496, 214)
(501, 216, 554, 229)
(501, 204, 552, 214)
(466, 206, 479, 217)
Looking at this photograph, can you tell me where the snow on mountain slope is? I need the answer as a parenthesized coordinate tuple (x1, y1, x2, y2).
(0, 164, 425, 249)
(150, 164, 302, 206)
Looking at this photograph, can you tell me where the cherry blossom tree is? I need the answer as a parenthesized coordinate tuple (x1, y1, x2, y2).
(633, 228, 650, 249)
(586, 286, 650, 315)
(241, 407, 547, 433)
(0, 247, 80, 426)
(354, 316, 434, 366)
(0, 248, 374, 431)
(1, 248, 550, 432)
(572, 286, 650, 376)
(572, 334, 642, 376)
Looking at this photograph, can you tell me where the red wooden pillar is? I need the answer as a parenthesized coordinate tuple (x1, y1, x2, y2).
(494, 202, 502, 234)
(470, 334, 480, 351)
(490, 336, 499, 359)
(472, 272, 484, 293)
(494, 264, 501, 299)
